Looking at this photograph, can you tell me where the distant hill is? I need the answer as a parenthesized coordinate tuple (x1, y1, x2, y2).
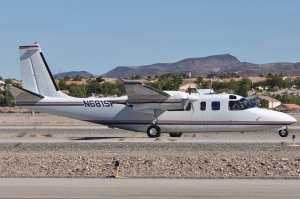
(103, 54, 300, 77)
(54, 71, 94, 79)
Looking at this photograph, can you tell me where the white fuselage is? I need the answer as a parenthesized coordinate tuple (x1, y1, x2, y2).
(18, 93, 296, 133)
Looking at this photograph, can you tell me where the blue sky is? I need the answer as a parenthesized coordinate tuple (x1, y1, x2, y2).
(0, 0, 300, 79)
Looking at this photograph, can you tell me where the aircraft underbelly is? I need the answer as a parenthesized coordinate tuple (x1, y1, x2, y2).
(23, 105, 154, 126)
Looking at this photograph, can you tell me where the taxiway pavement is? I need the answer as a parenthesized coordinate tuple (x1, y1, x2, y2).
(0, 178, 300, 199)
(0, 125, 300, 143)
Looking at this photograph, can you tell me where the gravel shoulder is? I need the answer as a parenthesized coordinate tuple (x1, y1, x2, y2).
(0, 112, 96, 126)
(1, 141, 300, 178)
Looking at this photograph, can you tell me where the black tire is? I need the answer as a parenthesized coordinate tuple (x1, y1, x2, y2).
(169, 133, 182, 137)
(279, 129, 288, 137)
(147, 125, 161, 138)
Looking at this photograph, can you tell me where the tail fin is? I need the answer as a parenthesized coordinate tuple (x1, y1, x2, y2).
(19, 43, 66, 98)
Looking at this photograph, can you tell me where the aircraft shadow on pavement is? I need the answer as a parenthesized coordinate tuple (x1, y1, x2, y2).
(71, 137, 124, 140)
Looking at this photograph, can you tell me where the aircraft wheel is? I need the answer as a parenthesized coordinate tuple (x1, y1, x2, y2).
(279, 129, 288, 137)
(147, 125, 161, 138)
(169, 133, 182, 137)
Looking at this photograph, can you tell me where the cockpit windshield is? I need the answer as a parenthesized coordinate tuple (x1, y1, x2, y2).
(228, 98, 256, 111)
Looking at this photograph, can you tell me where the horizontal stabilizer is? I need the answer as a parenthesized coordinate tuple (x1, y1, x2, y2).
(8, 84, 44, 103)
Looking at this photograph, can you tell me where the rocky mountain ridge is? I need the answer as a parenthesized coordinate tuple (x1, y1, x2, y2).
(103, 54, 300, 78)
(53, 71, 93, 79)
(53, 54, 300, 79)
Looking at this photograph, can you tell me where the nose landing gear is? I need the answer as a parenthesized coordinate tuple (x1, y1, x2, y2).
(278, 126, 289, 137)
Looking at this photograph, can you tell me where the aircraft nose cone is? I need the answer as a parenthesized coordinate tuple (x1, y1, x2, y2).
(280, 112, 297, 125)
(261, 109, 297, 125)
(287, 114, 297, 124)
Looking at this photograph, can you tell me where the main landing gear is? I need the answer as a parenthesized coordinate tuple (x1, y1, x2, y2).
(146, 125, 183, 138)
(147, 125, 161, 138)
(278, 126, 289, 137)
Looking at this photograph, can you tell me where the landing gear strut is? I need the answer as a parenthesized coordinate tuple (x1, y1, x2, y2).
(147, 125, 161, 138)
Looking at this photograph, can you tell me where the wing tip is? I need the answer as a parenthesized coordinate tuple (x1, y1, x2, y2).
(123, 80, 143, 85)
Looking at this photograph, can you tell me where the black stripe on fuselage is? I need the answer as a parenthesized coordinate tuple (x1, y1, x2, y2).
(40, 52, 59, 91)
(16, 102, 83, 106)
(110, 100, 182, 104)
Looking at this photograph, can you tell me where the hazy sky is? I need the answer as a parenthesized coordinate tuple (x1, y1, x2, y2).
(0, 0, 299, 79)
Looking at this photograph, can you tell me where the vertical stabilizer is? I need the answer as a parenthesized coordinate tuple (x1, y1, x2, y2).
(19, 43, 66, 97)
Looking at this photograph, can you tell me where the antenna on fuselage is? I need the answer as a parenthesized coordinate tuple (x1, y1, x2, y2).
(209, 77, 213, 94)
(188, 72, 192, 95)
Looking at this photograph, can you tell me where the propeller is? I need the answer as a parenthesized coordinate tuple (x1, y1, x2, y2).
(181, 92, 199, 110)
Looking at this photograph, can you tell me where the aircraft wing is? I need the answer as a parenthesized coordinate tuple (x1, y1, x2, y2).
(123, 80, 171, 102)
(111, 80, 198, 112)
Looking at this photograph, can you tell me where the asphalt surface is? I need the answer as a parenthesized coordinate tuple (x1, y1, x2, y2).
(0, 178, 300, 199)
(0, 125, 300, 143)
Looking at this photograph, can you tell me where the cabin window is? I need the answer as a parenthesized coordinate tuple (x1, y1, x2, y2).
(229, 95, 237, 99)
(211, 101, 220, 110)
(229, 101, 239, 110)
(229, 98, 256, 110)
(200, 102, 206, 111)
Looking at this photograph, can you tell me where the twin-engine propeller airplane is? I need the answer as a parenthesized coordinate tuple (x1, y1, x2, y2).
(9, 43, 297, 138)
